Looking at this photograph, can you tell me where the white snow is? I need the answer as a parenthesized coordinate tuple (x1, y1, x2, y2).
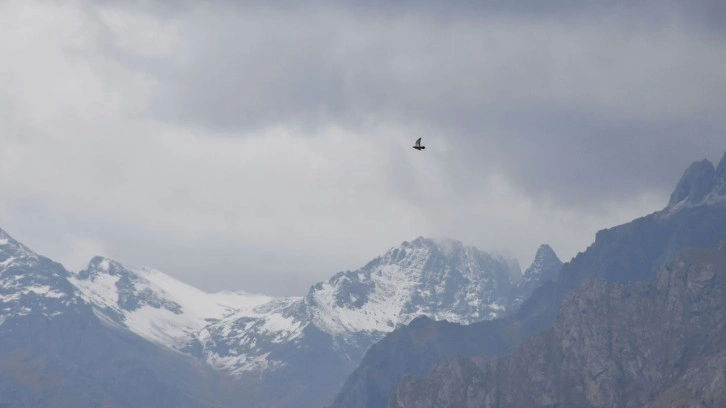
(1, 256, 16, 268)
(305, 241, 510, 336)
(70, 261, 275, 352)
(309, 246, 430, 334)
(205, 350, 283, 375)
(68, 237, 512, 376)
(0, 285, 66, 302)
(0, 293, 20, 303)
(70, 272, 120, 309)
(664, 191, 726, 217)
(124, 305, 196, 349)
(25, 285, 66, 298)
(133, 265, 272, 319)
(193, 296, 308, 374)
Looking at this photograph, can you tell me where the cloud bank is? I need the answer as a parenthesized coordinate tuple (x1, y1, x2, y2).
(1, 0, 725, 295)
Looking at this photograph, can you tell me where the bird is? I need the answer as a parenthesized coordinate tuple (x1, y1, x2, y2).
(412, 137, 425, 151)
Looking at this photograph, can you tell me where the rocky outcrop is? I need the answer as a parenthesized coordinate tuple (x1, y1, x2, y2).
(392, 244, 726, 408)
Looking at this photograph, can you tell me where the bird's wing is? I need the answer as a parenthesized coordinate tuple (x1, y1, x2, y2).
(415, 137, 421, 146)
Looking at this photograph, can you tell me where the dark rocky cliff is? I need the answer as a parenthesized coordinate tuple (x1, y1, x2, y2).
(392, 243, 726, 407)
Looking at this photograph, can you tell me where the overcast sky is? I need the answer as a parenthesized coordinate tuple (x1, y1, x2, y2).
(1, 0, 725, 296)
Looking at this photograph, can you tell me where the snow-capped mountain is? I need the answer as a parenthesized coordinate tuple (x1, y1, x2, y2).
(2, 225, 555, 407)
(81, 237, 516, 368)
(194, 237, 520, 381)
(67, 235, 535, 407)
(305, 237, 516, 333)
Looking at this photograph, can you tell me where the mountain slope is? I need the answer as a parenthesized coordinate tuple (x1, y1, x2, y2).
(392, 243, 726, 407)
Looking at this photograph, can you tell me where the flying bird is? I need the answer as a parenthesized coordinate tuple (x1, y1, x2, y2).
(413, 137, 425, 151)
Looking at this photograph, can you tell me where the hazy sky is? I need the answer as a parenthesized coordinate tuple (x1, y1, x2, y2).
(1, 0, 725, 296)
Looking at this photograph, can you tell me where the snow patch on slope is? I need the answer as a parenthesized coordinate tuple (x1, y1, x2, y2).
(304, 238, 516, 336)
(71, 259, 274, 351)
(197, 296, 305, 374)
(310, 262, 422, 334)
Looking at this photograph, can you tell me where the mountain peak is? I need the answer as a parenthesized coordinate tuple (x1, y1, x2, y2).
(666, 153, 726, 210)
(78, 256, 127, 280)
(521, 244, 561, 283)
(668, 159, 716, 207)
(533, 244, 558, 262)
(507, 244, 562, 311)
(304, 236, 518, 334)
(404, 236, 462, 250)
(0, 227, 38, 264)
(425, 237, 465, 256)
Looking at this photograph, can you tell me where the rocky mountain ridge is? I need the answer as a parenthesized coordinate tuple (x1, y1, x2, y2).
(392, 243, 726, 407)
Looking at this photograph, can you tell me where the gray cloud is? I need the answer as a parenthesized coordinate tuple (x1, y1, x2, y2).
(1, 0, 725, 295)
(105, 0, 726, 206)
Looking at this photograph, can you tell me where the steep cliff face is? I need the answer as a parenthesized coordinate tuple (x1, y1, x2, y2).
(392, 244, 726, 408)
